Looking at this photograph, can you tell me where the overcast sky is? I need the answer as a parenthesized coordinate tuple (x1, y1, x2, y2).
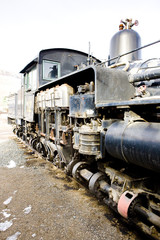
(0, 0, 160, 74)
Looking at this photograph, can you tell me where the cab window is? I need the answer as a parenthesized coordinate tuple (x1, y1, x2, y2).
(43, 60, 61, 80)
(24, 66, 37, 91)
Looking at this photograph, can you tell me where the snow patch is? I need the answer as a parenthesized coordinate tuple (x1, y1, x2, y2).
(7, 160, 16, 168)
(0, 220, 13, 231)
(3, 196, 13, 205)
(23, 205, 32, 214)
(6, 231, 21, 240)
(1, 209, 11, 218)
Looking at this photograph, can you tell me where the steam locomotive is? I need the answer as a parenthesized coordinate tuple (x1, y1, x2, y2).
(8, 19, 160, 239)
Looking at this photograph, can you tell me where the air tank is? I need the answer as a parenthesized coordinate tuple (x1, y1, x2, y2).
(109, 19, 141, 64)
(105, 121, 160, 173)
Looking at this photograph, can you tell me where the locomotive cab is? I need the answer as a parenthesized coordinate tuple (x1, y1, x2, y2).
(11, 48, 100, 124)
(20, 48, 97, 90)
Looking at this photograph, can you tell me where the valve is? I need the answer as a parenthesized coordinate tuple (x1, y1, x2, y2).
(120, 19, 139, 30)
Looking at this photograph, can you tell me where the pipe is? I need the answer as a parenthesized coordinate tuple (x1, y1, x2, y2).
(129, 69, 160, 83)
(97, 39, 160, 66)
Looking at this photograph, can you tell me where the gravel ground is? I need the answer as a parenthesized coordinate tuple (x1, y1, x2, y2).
(0, 118, 144, 240)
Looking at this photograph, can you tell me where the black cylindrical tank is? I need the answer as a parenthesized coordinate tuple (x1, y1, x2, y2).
(105, 121, 160, 172)
(109, 29, 141, 64)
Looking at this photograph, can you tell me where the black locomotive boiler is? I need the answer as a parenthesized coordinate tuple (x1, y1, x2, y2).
(8, 19, 160, 239)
